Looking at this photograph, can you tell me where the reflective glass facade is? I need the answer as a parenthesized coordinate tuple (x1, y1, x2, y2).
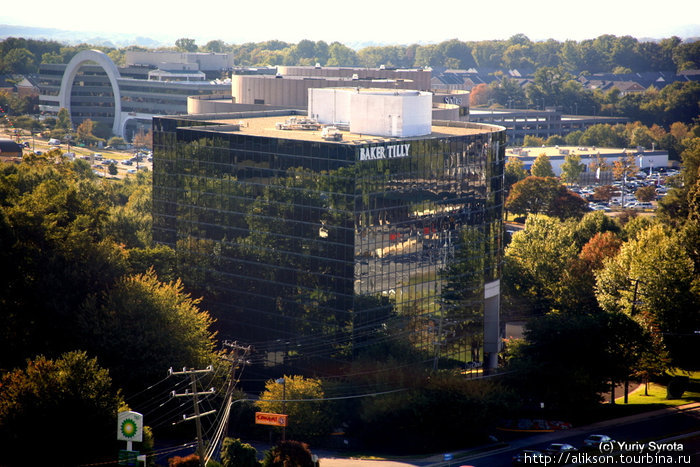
(152, 112, 506, 372)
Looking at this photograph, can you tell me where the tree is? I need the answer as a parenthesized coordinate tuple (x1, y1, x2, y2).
(257, 375, 333, 441)
(0, 351, 123, 466)
(175, 38, 198, 52)
(76, 118, 96, 144)
(530, 153, 555, 177)
(505, 176, 561, 216)
(204, 40, 227, 53)
(221, 438, 260, 467)
(523, 135, 545, 147)
(548, 186, 589, 220)
(0, 48, 36, 74)
(560, 153, 585, 184)
(593, 185, 617, 203)
(595, 224, 700, 369)
(635, 185, 657, 202)
(612, 153, 638, 180)
(503, 214, 580, 315)
(505, 158, 527, 193)
(326, 42, 358, 66)
(108, 136, 126, 147)
(108, 162, 118, 176)
(56, 107, 71, 130)
(506, 312, 615, 414)
(77, 269, 218, 392)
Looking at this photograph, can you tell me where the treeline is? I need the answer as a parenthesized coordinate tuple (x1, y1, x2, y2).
(2, 34, 699, 75)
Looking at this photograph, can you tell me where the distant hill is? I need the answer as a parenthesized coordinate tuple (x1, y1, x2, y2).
(0, 24, 166, 47)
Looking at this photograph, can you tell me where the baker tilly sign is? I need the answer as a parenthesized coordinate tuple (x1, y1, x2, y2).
(359, 143, 411, 161)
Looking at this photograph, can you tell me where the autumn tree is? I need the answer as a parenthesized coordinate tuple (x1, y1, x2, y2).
(257, 375, 333, 441)
(612, 153, 638, 180)
(505, 176, 561, 216)
(635, 185, 657, 202)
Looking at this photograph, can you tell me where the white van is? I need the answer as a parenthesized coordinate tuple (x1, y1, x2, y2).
(48, 138, 61, 145)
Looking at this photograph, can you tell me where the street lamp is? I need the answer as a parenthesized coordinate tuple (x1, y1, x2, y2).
(275, 377, 287, 441)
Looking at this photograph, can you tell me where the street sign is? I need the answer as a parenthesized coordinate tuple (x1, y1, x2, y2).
(255, 412, 288, 427)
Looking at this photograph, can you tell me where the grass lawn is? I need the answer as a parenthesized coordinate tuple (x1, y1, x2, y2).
(624, 382, 700, 406)
(622, 371, 700, 407)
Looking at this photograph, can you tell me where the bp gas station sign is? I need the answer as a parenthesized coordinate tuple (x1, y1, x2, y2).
(118, 411, 143, 466)
(118, 411, 143, 442)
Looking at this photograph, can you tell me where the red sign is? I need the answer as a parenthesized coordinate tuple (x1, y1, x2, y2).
(255, 412, 288, 427)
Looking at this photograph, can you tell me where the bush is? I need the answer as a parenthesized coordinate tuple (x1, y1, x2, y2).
(666, 376, 689, 399)
(221, 438, 260, 467)
(261, 441, 315, 467)
(168, 454, 201, 467)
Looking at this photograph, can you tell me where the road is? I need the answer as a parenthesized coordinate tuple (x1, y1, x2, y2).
(315, 403, 700, 467)
(446, 403, 700, 467)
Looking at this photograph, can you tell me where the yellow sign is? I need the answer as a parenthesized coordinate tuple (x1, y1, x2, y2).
(255, 412, 288, 427)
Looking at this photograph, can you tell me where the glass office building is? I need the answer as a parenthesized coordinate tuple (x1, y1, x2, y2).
(153, 110, 506, 373)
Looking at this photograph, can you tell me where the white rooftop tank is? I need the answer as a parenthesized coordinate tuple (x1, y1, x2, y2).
(308, 88, 432, 138)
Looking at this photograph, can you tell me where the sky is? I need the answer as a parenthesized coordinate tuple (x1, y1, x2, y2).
(1, 0, 699, 47)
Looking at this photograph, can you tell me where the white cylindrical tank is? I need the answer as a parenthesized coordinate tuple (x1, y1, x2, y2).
(309, 88, 432, 137)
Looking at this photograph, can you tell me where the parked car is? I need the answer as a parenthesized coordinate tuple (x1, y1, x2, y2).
(583, 434, 615, 451)
(512, 449, 545, 465)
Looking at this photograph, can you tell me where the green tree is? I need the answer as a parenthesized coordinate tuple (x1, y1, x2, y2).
(506, 312, 634, 414)
(523, 135, 545, 147)
(221, 438, 260, 467)
(56, 107, 72, 130)
(77, 269, 219, 392)
(175, 38, 198, 52)
(0, 351, 123, 467)
(108, 162, 118, 176)
(503, 215, 579, 315)
(530, 153, 555, 177)
(326, 42, 358, 66)
(257, 375, 333, 441)
(560, 153, 585, 184)
(0, 48, 36, 74)
(505, 158, 527, 193)
(595, 224, 700, 369)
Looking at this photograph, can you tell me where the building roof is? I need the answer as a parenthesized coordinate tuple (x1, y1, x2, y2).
(182, 113, 498, 145)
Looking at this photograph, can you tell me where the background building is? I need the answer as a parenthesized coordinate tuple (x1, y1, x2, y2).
(506, 145, 669, 176)
(38, 50, 233, 140)
(153, 91, 506, 374)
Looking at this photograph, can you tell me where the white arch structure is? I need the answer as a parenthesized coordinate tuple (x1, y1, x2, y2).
(58, 50, 122, 136)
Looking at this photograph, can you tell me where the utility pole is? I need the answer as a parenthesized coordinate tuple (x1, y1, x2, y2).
(170, 366, 215, 467)
(220, 341, 252, 438)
